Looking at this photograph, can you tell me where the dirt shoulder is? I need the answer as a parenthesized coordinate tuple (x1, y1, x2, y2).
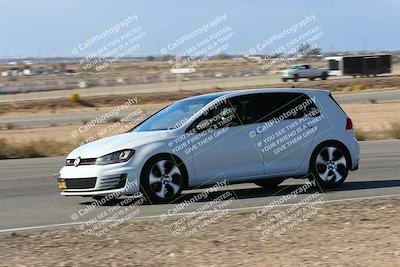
(0, 196, 399, 267)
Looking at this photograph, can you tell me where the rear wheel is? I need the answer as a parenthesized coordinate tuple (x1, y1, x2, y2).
(310, 145, 349, 188)
(293, 74, 299, 82)
(321, 72, 328, 80)
(255, 178, 285, 189)
(140, 155, 184, 204)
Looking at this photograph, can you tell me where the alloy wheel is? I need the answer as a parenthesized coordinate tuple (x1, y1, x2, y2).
(315, 146, 347, 183)
(149, 159, 182, 200)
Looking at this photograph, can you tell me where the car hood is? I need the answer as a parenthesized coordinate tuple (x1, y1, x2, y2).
(68, 130, 169, 159)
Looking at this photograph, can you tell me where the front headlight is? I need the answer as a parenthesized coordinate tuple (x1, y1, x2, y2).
(96, 149, 135, 165)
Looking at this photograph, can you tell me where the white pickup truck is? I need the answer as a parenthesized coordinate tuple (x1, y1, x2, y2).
(281, 64, 328, 82)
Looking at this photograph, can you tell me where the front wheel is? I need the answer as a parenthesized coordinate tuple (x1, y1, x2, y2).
(140, 155, 184, 204)
(321, 72, 328, 80)
(309, 145, 349, 188)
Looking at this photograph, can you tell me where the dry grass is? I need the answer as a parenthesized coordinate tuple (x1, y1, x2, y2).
(355, 128, 367, 141)
(0, 138, 74, 159)
(5, 123, 17, 130)
(389, 122, 400, 139)
(342, 102, 400, 139)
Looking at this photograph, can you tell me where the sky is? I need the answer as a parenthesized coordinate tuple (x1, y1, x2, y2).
(0, 0, 399, 57)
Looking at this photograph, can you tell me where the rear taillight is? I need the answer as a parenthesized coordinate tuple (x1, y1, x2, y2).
(345, 118, 353, 130)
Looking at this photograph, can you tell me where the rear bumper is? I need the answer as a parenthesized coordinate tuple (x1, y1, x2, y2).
(349, 137, 360, 171)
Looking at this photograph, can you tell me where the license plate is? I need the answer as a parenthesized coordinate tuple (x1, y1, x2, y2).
(58, 181, 67, 189)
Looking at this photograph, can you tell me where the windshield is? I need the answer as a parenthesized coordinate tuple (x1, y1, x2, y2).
(133, 95, 221, 131)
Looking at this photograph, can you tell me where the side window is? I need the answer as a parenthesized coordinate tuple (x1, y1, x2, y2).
(189, 95, 254, 132)
(284, 93, 320, 119)
(329, 60, 339, 70)
(226, 95, 254, 126)
(254, 93, 319, 122)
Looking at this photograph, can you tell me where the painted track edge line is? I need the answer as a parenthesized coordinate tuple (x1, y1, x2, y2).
(1, 193, 400, 234)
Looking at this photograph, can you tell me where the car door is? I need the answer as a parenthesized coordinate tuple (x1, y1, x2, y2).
(254, 92, 321, 174)
(186, 95, 264, 183)
(297, 65, 307, 77)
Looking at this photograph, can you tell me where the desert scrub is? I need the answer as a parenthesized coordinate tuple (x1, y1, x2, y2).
(6, 123, 17, 130)
(0, 139, 74, 159)
(389, 122, 400, 139)
(69, 92, 79, 102)
(355, 129, 367, 141)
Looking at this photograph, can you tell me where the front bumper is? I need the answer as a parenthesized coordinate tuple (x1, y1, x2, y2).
(281, 72, 296, 78)
(57, 163, 140, 196)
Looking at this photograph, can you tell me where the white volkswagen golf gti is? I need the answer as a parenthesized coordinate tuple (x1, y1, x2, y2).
(57, 88, 360, 203)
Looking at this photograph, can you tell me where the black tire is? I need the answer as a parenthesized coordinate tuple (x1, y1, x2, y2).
(321, 72, 328, 80)
(255, 178, 285, 189)
(309, 77, 315, 81)
(140, 154, 185, 204)
(309, 144, 349, 188)
(293, 74, 299, 82)
(282, 78, 288, 82)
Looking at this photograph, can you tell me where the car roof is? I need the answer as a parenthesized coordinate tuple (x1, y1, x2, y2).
(185, 88, 330, 101)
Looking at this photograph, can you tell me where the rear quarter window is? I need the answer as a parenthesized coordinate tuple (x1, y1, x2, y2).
(254, 92, 319, 122)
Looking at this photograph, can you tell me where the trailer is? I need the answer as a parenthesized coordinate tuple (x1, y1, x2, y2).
(325, 54, 391, 77)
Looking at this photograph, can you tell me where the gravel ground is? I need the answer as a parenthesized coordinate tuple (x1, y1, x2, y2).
(0, 197, 399, 267)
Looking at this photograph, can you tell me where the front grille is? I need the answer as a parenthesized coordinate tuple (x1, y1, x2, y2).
(66, 158, 96, 166)
(65, 177, 97, 189)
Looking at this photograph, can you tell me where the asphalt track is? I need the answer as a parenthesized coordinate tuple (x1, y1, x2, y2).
(0, 140, 399, 233)
(1, 89, 399, 129)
